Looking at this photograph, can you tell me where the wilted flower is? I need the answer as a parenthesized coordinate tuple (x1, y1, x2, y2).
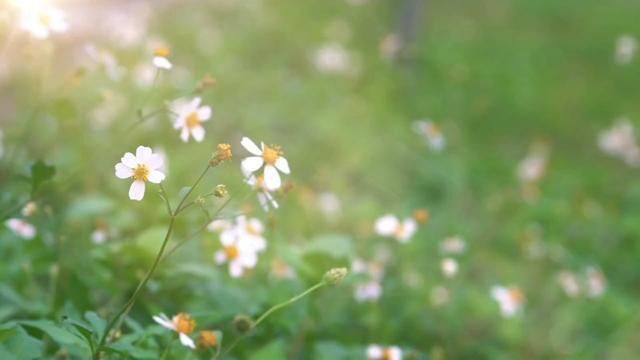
(18, 1, 68, 39)
(152, 313, 196, 348)
(413, 120, 446, 151)
(367, 344, 402, 360)
(439, 235, 466, 255)
(374, 214, 417, 243)
(491, 286, 524, 317)
(114, 145, 166, 201)
(152, 46, 173, 70)
(211, 216, 267, 277)
(21, 201, 38, 217)
(615, 34, 637, 65)
(240, 137, 290, 191)
(170, 97, 212, 142)
(440, 258, 458, 278)
(5, 218, 36, 239)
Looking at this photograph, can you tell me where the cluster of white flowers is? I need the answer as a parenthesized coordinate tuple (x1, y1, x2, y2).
(412, 119, 446, 152)
(374, 214, 417, 243)
(209, 216, 267, 278)
(438, 235, 466, 279)
(366, 344, 402, 360)
(16, 0, 68, 39)
(615, 34, 637, 65)
(490, 285, 525, 318)
(351, 257, 386, 302)
(598, 118, 640, 167)
(557, 267, 607, 298)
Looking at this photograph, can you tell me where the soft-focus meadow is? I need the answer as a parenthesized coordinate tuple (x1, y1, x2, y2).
(1, 0, 640, 358)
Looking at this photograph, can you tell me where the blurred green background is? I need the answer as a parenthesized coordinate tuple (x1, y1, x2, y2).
(1, 0, 640, 358)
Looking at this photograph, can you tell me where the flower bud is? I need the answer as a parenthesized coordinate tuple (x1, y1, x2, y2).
(210, 143, 232, 166)
(214, 184, 228, 198)
(323, 267, 348, 285)
(194, 196, 206, 206)
(197, 330, 219, 348)
(413, 208, 430, 224)
(233, 314, 254, 334)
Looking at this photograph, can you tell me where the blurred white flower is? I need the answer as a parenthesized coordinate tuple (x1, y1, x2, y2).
(5, 218, 36, 239)
(598, 119, 640, 167)
(170, 97, 212, 142)
(374, 214, 417, 243)
(615, 34, 637, 65)
(152, 46, 173, 70)
(21, 201, 37, 217)
(354, 281, 383, 303)
(441, 258, 458, 278)
(413, 120, 446, 151)
(152, 313, 196, 349)
(366, 345, 402, 360)
(211, 216, 267, 278)
(114, 146, 166, 201)
(240, 137, 290, 191)
(18, 1, 68, 39)
(585, 266, 606, 298)
(440, 235, 466, 255)
(491, 285, 524, 318)
(84, 44, 125, 81)
(245, 174, 279, 211)
(557, 271, 580, 298)
(317, 191, 342, 220)
(312, 43, 353, 74)
(91, 228, 108, 244)
(430, 285, 450, 307)
(517, 144, 548, 183)
(133, 62, 157, 88)
(351, 257, 385, 282)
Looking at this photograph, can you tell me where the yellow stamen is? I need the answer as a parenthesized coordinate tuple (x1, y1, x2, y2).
(133, 164, 149, 181)
(394, 223, 405, 238)
(172, 313, 196, 334)
(262, 145, 281, 165)
(39, 14, 51, 26)
(382, 349, 392, 360)
(224, 245, 239, 260)
(508, 288, 524, 303)
(153, 46, 170, 57)
(197, 330, 218, 347)
(185, 112, 200, 129)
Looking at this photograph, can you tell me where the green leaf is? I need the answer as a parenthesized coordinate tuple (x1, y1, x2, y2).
(84, 312, 106, 340)
(301, 233, 353, 258)
(20, 320, 88, 351)
(250, 339, 286, 360)
(30, 160, 56, 193)
(0, 325, 43, 359)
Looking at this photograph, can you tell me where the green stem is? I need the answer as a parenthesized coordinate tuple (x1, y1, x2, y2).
(175, 165, 211, 215)
(217, 281, 326, 359)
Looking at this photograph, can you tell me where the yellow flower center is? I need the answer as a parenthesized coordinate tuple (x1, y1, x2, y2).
(394, 223, 405, 238)
(382, 349, 392, 360)
(224, 245, 239, 260)
(262, 145, 281, 165)
(245, 223, 259, 236)
(133, 164, 149, 181)
(173, 313, 196, 334)
(39, 13, 51, 27)
(197, 330, 218, 347)
(153, 46, 170, 57)
(508, 288, 524, 303)
(185, 112, 200, 129)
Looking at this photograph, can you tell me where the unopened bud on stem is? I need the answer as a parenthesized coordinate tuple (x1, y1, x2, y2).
(323, 267, 348, 285)
(210, 143, 232, 166)
(233, 314, 255, 334)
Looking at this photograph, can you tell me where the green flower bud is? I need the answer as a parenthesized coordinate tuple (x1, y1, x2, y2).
(323, 267, 348, 285)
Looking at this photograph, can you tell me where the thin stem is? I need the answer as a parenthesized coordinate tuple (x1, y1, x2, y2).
(174, 165, 211, 215)
(217, 282, 326, 359)
(158, 183, 173, 216)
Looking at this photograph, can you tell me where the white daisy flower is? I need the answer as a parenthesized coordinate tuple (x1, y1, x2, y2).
(211, 216, 267, 278)
(491, 285, 524, 318)
(245, 174, 279, 211)
(170, 97, 212, 142)
(413, 120, 446, 151)
(517, 149, 547, 183)
(374, 214, 417, 243)
(354, 280, 382, 303)
(5, 218, 36, 239)
(18, 1, 68, 40)
(240, 137, 290, 191)
(366, 344, 402, 360)
(152, 46, 173, 70)
(152, 313, 196, 349)
(114, 146, 166, 201)
(615, 34, 637, 65)
(441, 257, 458, 278)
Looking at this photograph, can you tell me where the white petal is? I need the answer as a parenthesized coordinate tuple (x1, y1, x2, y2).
(152, 314, 175, 330)
(147, 154, 164, 170)
(191, 126, 205, 142)
(188, 97, 202, 110)
(147, 170, 165, 184)
(179, 333, 196, 349)
(180, 127, 190, 142)
(121, 152, 137, 168)
(198, 106, 212, 120)
(115, 163, 133, 179)
(374, 215, 398, 236)
(367, 345, 383, 358)
(229, 261, 244, 277)
(263, 165, 281, 190)
(241, 156, 264, 175)
(214, 250, 227, 264)
(153, 57, 172, 70)
(135, 146, 152, 163)
(220, 230, 236, 246)
(241, 137, 263, 156)
(239, 251, 258, 268)
(397, 218, 417, 242)
(388, 347, 402, 360)
(128, 180, 145, 201)
(274, 157, 290, 174)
